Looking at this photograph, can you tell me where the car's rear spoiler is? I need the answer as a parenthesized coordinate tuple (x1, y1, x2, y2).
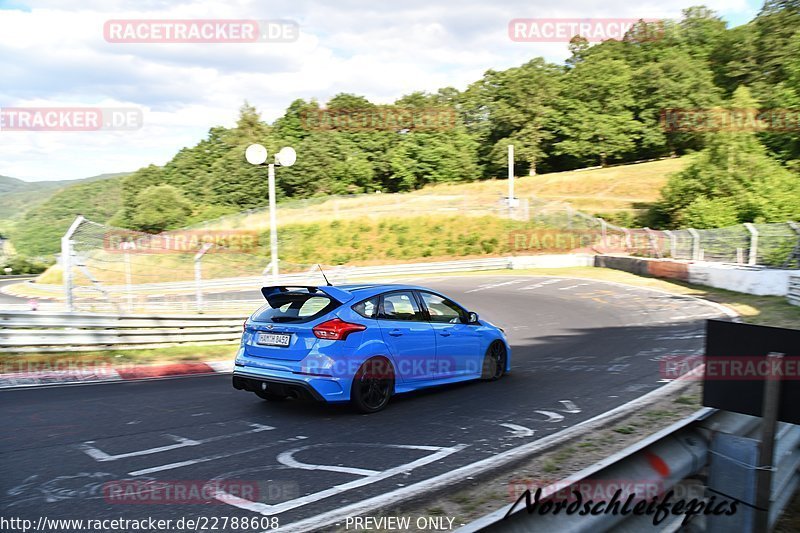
(260, 285, 355, 304)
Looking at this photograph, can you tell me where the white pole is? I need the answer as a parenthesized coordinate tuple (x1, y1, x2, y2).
(744, 222, 758, 265)
(194, 258, 203, 312)
(124, 251, 133, 312)
(268, 163, 279, 281)
(61, 235, 73, 312)
(61, 215, 84, 312)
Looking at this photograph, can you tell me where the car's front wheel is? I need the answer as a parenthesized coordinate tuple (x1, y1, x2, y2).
(351, 357, 394, 413)
(481, 341, 507, 381)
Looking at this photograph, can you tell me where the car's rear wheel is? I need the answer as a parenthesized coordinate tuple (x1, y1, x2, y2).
(351, 357, 394, 413)
(481, 341, 506, 381)
(254, 390, 289, 401)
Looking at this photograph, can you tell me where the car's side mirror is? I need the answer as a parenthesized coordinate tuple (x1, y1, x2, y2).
(467, 311, 479, 324)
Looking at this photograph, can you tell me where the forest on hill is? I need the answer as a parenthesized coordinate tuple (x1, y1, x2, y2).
(9, 3, 800, 258)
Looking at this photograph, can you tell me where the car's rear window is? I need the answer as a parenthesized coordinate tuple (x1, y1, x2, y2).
(251, 292, 338, 323)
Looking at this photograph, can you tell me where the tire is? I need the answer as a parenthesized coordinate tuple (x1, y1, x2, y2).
(254, 390, 289, 401)
(350, 357, 394, 413)
(481, 341, 507, 381)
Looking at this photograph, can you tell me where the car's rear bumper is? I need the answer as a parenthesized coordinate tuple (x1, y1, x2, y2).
(232, 365, 348, 402)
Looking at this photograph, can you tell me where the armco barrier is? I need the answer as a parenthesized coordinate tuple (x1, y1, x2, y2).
(595, 255, 796, 296)
(15, 257, 521, 297)
(0, 312, 244, 353)
(459, 409, 799, 532)
(2, 254, 795, 307)
(789, 275, 800, 306)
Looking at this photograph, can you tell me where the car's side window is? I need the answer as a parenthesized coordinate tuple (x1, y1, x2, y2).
(419, 292, 466, 324)
(352, 296, 379, 319)
(379, 291, 423, 321)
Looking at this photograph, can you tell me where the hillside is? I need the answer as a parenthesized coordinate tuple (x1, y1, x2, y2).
(0, 172, 129, 221)
(11, 176, 126, 256)
(196, 157, 689, 232)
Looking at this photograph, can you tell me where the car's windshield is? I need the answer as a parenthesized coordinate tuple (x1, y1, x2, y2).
(251, 293, 337, 323)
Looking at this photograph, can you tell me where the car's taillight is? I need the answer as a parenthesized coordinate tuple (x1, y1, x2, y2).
(313, 318, 366, 341)
(243, 319, 248, 332)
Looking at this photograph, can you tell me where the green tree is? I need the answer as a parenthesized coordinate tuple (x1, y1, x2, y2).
(632, 50, 720, 155)
(387, 131, 479, 190)
(554, 51, 641, 166)
(658, 87, 800, 226)
(131, 185, 194, 233)
(463, 58, 562, 176)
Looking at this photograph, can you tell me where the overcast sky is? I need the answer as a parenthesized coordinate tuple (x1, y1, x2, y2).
(1, 0, 761, 182)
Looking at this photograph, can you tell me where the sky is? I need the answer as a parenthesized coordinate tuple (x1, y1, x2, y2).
(0, 0, 763, 182)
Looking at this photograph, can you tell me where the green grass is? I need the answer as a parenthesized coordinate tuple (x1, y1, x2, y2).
(0, 343, 238, 370)
(33, 214, 579, 286)
(674, 395, 698, 405)
(27, 157, 690, 285)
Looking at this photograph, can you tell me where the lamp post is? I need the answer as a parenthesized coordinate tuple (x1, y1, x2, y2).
(245, 144, 297, 282)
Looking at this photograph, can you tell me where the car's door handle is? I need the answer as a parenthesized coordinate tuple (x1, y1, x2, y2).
(388, 329, 403, 337)
(439, 331, 451, 337)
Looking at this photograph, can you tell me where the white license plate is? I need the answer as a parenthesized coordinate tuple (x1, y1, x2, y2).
(256, 333, 291, 347)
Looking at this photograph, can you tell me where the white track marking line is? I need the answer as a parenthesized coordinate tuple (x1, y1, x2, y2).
(533, 410, 565, 423)
(518, 279, 562, 291)
(128, 435, 304, 476)
(215, 444, 467, 516)
(557, 283, 591, 291)
(559, 400, 581, 413)
(465, 279, 524, 293)
(500, 423, 535, 438)
(81, 423, 273, 462)
(277, 450, 379, 477)
(274, 375, 706, 533)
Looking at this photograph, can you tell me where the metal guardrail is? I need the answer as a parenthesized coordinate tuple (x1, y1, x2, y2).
(460, 409, 799, 532)
(789, 275, 800, 306)
(19, 257, 513, 295)
(0, 311, 244, 353)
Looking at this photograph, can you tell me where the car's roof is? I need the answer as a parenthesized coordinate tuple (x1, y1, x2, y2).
(335, 283, 436, 296)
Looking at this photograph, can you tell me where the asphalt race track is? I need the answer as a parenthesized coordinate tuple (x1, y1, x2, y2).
(0, 275, 731, 531)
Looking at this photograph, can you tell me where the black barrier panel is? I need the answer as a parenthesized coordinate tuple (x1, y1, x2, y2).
(703, 319, 800, 425)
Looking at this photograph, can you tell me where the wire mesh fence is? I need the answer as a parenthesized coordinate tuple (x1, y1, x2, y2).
(43, 195, 800, 313)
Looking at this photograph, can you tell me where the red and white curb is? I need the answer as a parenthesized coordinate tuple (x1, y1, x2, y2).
(0, 360, 233, 389)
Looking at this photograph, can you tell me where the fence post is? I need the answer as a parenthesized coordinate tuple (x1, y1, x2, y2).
(744, 223, 759, 266)
(663, 230, 674, 258)
(61, 215, 84, 312)
(687, 228, 700, 260)
(784, 221, 800, 268)
(194, 243, 213, 313)
(623, 228, 632, 250)
(599, 218, 608, 248)
(122, 243, 134, 312)
(644, 228, 661, 258)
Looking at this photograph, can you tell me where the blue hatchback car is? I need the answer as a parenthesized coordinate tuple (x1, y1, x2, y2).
(232, 284, 511, 412)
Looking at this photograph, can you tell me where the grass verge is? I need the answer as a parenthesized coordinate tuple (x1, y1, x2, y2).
(0, 343, 238, 371)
